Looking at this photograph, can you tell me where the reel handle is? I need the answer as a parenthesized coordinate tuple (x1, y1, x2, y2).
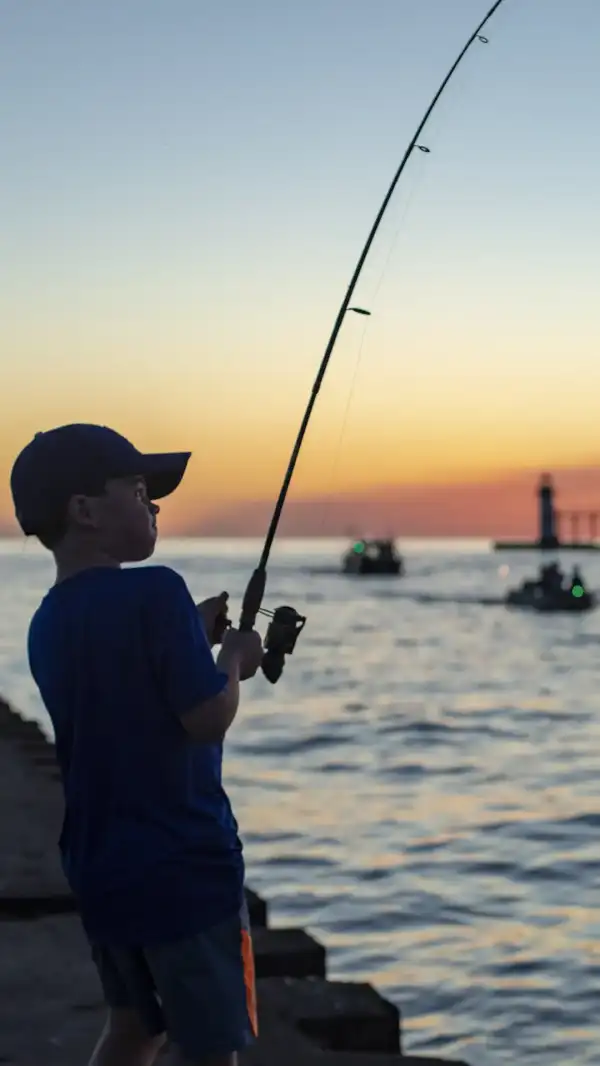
(211, 611, 231, 646)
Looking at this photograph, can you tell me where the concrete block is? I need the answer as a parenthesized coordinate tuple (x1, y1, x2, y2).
(246, 886, 268, 927)
(258, 976, 400, 1052)
(243, 1008, 320, 1066)
(253, 927, 326, 978)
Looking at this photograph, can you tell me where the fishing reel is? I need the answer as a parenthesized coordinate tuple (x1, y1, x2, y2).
(214, 601, 306, 683)
(236, 568, 306, 683)
(258, 605, 307, 684)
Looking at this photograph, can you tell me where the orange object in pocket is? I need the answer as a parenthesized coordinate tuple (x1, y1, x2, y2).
(241, 928, 258, 1037)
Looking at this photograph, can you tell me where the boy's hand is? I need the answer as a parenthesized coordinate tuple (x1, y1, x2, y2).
(220, 627, 264, 680)
(197, 591, 230, 646)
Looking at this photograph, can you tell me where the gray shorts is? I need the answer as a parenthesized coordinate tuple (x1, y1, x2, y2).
(90, 904, 258, 1060)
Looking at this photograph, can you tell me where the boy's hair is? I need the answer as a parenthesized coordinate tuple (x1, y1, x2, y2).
(10, 423, 192, 543)
(37, 533, 60, 550)
(35, 517, 69, 551)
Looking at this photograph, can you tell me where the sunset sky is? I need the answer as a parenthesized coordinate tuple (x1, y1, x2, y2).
(2, 0, 600, 537)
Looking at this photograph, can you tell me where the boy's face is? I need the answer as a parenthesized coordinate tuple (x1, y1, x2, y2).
(68, 475, 159, 562)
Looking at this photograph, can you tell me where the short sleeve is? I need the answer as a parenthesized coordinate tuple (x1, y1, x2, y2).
(142, 566, 228, 717)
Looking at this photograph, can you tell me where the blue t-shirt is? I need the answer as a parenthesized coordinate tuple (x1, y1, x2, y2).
(27, 564, 244, 946)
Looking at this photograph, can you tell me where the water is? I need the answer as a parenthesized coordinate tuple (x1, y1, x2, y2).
(2, 536, 600, 1066)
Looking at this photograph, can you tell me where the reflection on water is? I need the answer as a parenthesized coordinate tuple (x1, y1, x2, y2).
(2, 537, 600, 1065)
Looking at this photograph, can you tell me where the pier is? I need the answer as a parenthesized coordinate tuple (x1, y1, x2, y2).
(0, 695, 469, 1066)
(494, 473, 600, 552)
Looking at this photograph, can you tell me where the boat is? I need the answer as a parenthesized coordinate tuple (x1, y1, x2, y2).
(505, 573, 596, 613)
(341, 538, 404, 576)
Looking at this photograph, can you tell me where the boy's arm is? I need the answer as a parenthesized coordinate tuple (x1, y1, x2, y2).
(180, 642, 242, 743)
(145, 568, 244, 744)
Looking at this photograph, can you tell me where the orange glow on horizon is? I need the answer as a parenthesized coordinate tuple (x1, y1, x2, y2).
(2, 402, 599, 539)
(3, 312, 600, 538)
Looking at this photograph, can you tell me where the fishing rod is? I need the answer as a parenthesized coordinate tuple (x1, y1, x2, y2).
(238, 0, 510, 682)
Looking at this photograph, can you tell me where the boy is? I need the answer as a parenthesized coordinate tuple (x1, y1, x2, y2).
(10, 423, 264, 1066)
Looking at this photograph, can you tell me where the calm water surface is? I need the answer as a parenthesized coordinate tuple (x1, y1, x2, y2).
(2, 537, 600, 1066)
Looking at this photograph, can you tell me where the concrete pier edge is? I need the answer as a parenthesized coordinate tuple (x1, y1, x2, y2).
(0, 695, 471, 1066)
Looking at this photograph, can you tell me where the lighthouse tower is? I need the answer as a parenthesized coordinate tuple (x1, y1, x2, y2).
(538, 473, 559, 548)
(495, 471, 597, 550)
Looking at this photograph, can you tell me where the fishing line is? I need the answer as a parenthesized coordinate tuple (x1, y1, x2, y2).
(310, 15, 498, 543)
(315, 149, 430, 538)
(314, 6, 506, 545)
(315, 317, 370, 538)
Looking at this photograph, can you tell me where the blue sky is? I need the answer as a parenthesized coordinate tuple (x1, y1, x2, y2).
(2, 0, 600, 532)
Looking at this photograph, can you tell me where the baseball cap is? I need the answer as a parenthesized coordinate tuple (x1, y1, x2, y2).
(10, 423, 191, 536)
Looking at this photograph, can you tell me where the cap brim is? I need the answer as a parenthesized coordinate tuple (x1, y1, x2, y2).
(139, 452, 191, 500)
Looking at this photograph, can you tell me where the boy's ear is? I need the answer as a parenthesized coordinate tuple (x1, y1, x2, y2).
(66, 494, 98, 530)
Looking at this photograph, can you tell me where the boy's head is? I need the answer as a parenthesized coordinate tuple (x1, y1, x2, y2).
(10, 423, 191, 563)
